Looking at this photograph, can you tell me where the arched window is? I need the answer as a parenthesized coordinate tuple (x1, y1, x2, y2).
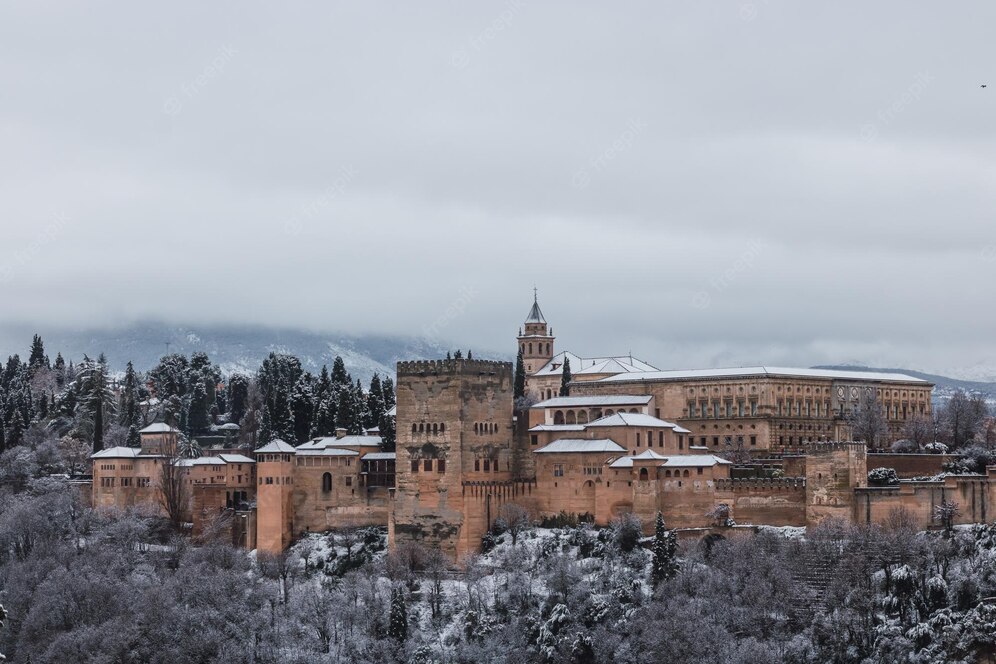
(322, 472, 332, 492)
(529, 343, 533, 354)
(554, 410, 565, 425)
(411, 423, 417, 433)
(418, 423, 424, 433)
(639, 468, 649, 481)
(432, 423, 438, 434)
(664, 470, 671, 477)
(474, 423, 479, 434)
(682, 469, 690, 477)
(440, 423, 445, 433)
(566, 411, 577, 425)
(577, 410, 589, 424)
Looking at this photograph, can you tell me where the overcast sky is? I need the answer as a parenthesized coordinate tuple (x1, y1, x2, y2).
(1, 2, 994, 377)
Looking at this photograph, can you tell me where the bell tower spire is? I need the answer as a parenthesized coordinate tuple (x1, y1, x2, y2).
(517, 289, 555, 380)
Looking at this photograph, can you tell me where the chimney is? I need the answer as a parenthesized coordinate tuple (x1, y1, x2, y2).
(335, 428, 347, 439)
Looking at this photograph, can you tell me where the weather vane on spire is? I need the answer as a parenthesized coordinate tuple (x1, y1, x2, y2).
(533, 285, 538, 302)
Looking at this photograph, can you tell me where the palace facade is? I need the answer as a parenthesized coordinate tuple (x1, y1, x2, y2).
(91, 295, 996, 562)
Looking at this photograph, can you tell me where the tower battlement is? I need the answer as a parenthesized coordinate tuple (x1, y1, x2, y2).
(396, 358, 511, 377)
(803, 440, 867, 455)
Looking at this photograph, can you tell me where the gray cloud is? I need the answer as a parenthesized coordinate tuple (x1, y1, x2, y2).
(1, 1, 995, 378)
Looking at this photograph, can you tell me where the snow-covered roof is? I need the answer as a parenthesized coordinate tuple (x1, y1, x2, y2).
(532, 351, 659, 378)
(216, 423, 240, 431)
(586, 413, 683, 429)
(527, 424, 586, 433)
(386, 406, 396, 417)
(661, 455, 733, 467)
(218, 454, 254, 464)
(297, 435, 382, 451)
(295, 448, 359, 457)
(255, 440, 296, 454)
(609, 452, 731, 469)
(532, 395, 652, 409)
(362, 452, 397, 461)
(598, 366, 927, 384)
(91, 446, 143, 459)
(609, 449, 668, 467)
(534, 439, 626, 454)
(177, 456, 227, 467)
(139, 422, 178, 434)
(524, 297, 546, 324)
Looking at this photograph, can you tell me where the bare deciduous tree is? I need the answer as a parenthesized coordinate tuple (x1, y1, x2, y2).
(848, 390, 888, 449)
(157, 437, 188, 532)
(498, 503, 531, 546)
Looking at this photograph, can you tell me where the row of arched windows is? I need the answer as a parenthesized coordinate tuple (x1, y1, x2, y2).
(474, 422, 498, 434)
(412, 422, 446, 435)
(520, 342, 550, 355)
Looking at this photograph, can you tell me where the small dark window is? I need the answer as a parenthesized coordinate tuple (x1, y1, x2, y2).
(531, 434, 538, 446)
(483, 459, 491, 472)
(423, 459, 432, 472)
(437, 459, 446, 473)
(322, 472, 332, 492)
(411, 460, 419, 472)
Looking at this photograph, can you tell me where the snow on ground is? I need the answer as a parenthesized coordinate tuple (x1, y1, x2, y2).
(756, 525, 808, 540)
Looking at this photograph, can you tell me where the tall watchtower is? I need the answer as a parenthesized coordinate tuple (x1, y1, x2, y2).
(390, 358, 516, 561)
(255, 439, 296, 553)
(517, 289, 555, 376)
(804, 441, 867, 525)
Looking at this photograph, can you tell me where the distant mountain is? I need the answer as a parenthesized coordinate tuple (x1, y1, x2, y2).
(813, 365, 996, 403)
(0, 322, 504, 383)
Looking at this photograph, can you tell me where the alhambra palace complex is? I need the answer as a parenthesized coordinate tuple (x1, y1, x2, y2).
(91, 297, 996, 560)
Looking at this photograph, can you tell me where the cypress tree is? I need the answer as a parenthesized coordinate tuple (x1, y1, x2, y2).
(7, 411, 25, 448)
(514, 350, 526, 399)
(118, 361, 140, 429)
(379, 410, 396, 452)
(651, 512, 679, 587)
(388, 587, 408, 642)
(258, 405, 273, 446)
(559, 357, 572, 397)
(28, 335, 45, 370)
(126, 424, 141, 448)
(381, 376, 396, 411)
(366, 374, 385, 430)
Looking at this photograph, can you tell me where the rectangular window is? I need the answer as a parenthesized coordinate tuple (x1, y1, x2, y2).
(483, 459, 490, 472)
(678, 435, 684, 450)
(530, 435, 538, 446)
(437, 459, 446, 473)
(750, 435, 757, 446)
(423, 459, 432, 472)
(553, 464, 564, 477)
(345, 476, 352, 486)
(688, 401, 696, 417)
(475, 459, 480, 471)
(411, 460, 419, 472)
(659, 431, 664, 447)
(713, 436, 719, 447)
(636, 433, 641, 447)
(647, 430, 653, 448)
(751, 400, 758, 416)
(697, 467, 703, 475)
(655, 408, 661, 419)
(265, 477, 273, 485)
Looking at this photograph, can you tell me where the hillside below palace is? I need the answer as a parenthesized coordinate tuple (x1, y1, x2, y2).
(90, 295, 996, 560)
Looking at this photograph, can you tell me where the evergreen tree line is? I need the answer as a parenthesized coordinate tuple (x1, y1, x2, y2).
(0, 336, 396, 460)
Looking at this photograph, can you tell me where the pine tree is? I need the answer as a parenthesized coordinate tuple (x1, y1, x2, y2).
(467, 349, 473, 359)
(651, 512, 679, 587)
(227, 374, 250, 425)
(28, 334, 46, 370)
(0, 419, 5, 453)
(75, 356, 116, 452)
(446, 351, 451, 360)
(331, 356, 350, 388)
(366, 374, 386, 430)
(7, 411, 25, 448)
(514, 350, 526, 399)
(559, 357, 572, 397)
(289, 376, 315, 443)
(453, 350, 463, 359)
(388, 586, 408, 642)
(126, 424, 141, 447)
(312, 398, 335, 438)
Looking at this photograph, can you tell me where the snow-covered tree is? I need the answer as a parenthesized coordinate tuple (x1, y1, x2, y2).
(651, 512, 678, 587)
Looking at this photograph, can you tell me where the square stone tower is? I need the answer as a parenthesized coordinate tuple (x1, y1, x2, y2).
(391, 358, 529, 561)
(805, 441, 867, 524)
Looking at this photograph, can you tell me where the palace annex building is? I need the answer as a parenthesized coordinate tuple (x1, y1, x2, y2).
(91, 295, 996, 561)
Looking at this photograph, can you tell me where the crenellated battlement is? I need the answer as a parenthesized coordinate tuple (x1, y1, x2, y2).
(803, 440, 867, 455)
(715, 477, 807, 492)
(397, 358, 512, 377)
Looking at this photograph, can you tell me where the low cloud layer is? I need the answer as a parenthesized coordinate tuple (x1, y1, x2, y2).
(2, 2, 995, 377)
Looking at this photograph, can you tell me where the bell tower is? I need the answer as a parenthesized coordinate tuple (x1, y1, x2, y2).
(517, 289, 555, 375)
